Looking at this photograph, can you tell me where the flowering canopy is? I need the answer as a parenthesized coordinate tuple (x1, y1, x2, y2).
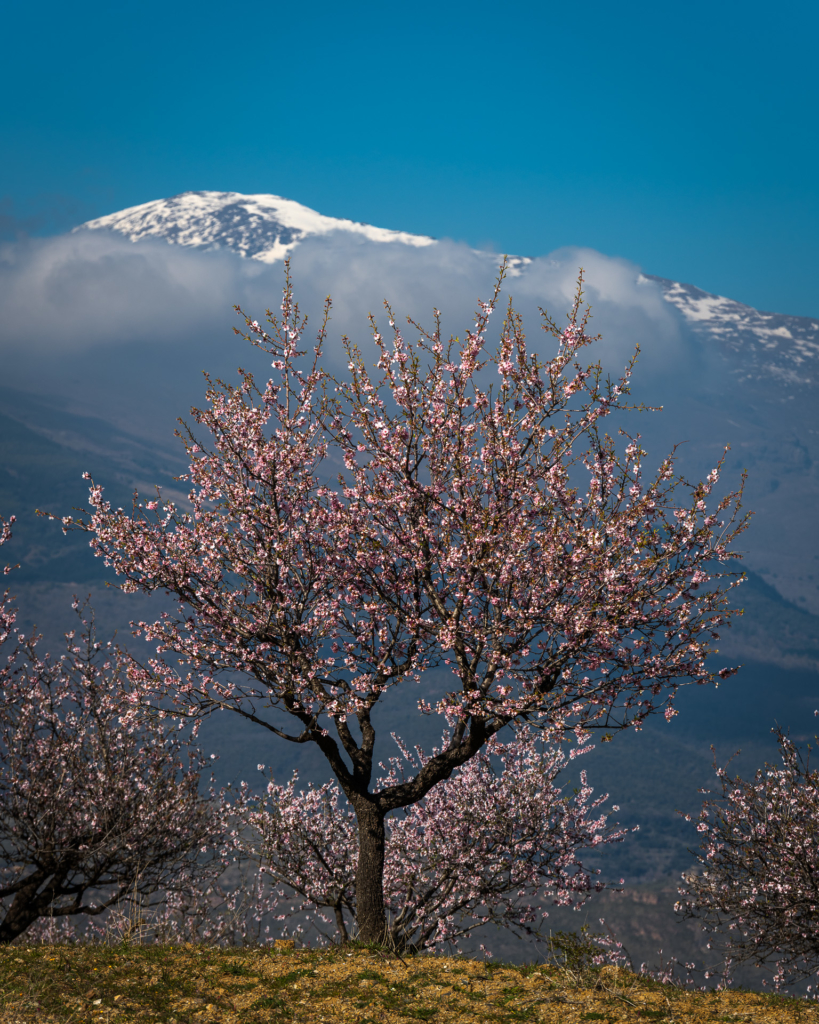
(0, 520, 228, 943)
(241, 727, 631, 953)
(678, 729, 819, 989)
(54, 262, 748, 942)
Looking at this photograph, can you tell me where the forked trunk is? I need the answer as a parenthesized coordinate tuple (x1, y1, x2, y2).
(0, 879, 47, 944)
(353, 798, 388, 945)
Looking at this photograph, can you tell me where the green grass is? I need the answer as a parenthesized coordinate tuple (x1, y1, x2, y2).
(0, 939, 816, 1024)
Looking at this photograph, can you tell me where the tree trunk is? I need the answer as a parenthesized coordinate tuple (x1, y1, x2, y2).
(353, 798, 388, 945)
(0, 880, 45, 944)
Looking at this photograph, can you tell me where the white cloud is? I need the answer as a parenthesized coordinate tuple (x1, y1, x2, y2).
(0, 231, 253, 351)
(0, 228, 687, 443)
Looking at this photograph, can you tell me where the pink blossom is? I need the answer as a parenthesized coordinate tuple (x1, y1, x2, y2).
(679, 729, 819, 988)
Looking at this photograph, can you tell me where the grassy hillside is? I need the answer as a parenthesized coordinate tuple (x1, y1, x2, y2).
(1, 943, 813, 1024)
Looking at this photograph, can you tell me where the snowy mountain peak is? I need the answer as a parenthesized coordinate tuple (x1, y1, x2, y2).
(77, 190, 818, 388)
(643, 274, 819, 387)
(76, 190, 437, 263)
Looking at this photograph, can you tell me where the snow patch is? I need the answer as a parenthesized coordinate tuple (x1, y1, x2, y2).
(77, 190, 437, 263)
(644, 274, 819, 388)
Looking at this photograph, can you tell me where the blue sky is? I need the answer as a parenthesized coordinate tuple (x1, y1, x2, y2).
(2, 0, 817, 316)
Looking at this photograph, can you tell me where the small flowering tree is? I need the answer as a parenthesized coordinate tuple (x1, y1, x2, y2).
(678, 730, 819, 988)
(56, 262, 748, 943)
(241, 727, 630, 952)
(0, 521, 230, 944)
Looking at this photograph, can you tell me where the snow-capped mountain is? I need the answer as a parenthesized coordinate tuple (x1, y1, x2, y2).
(79, 191, 819, 390)
(77, 190, 436, 263)
(644, 274, 819, 389)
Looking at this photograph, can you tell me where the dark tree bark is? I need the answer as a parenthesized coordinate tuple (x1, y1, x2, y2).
(351, 798, 388, 944)
(0, 874, 49, 943)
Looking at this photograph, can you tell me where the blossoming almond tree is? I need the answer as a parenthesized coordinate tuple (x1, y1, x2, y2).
(0, 521, 231, 943)
(241, 727, 631, 952)
(56, 263, 748, 944)
(678, 730, 819, 988)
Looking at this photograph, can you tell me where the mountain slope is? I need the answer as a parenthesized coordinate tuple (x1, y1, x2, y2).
(645, 274, 819, 388)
